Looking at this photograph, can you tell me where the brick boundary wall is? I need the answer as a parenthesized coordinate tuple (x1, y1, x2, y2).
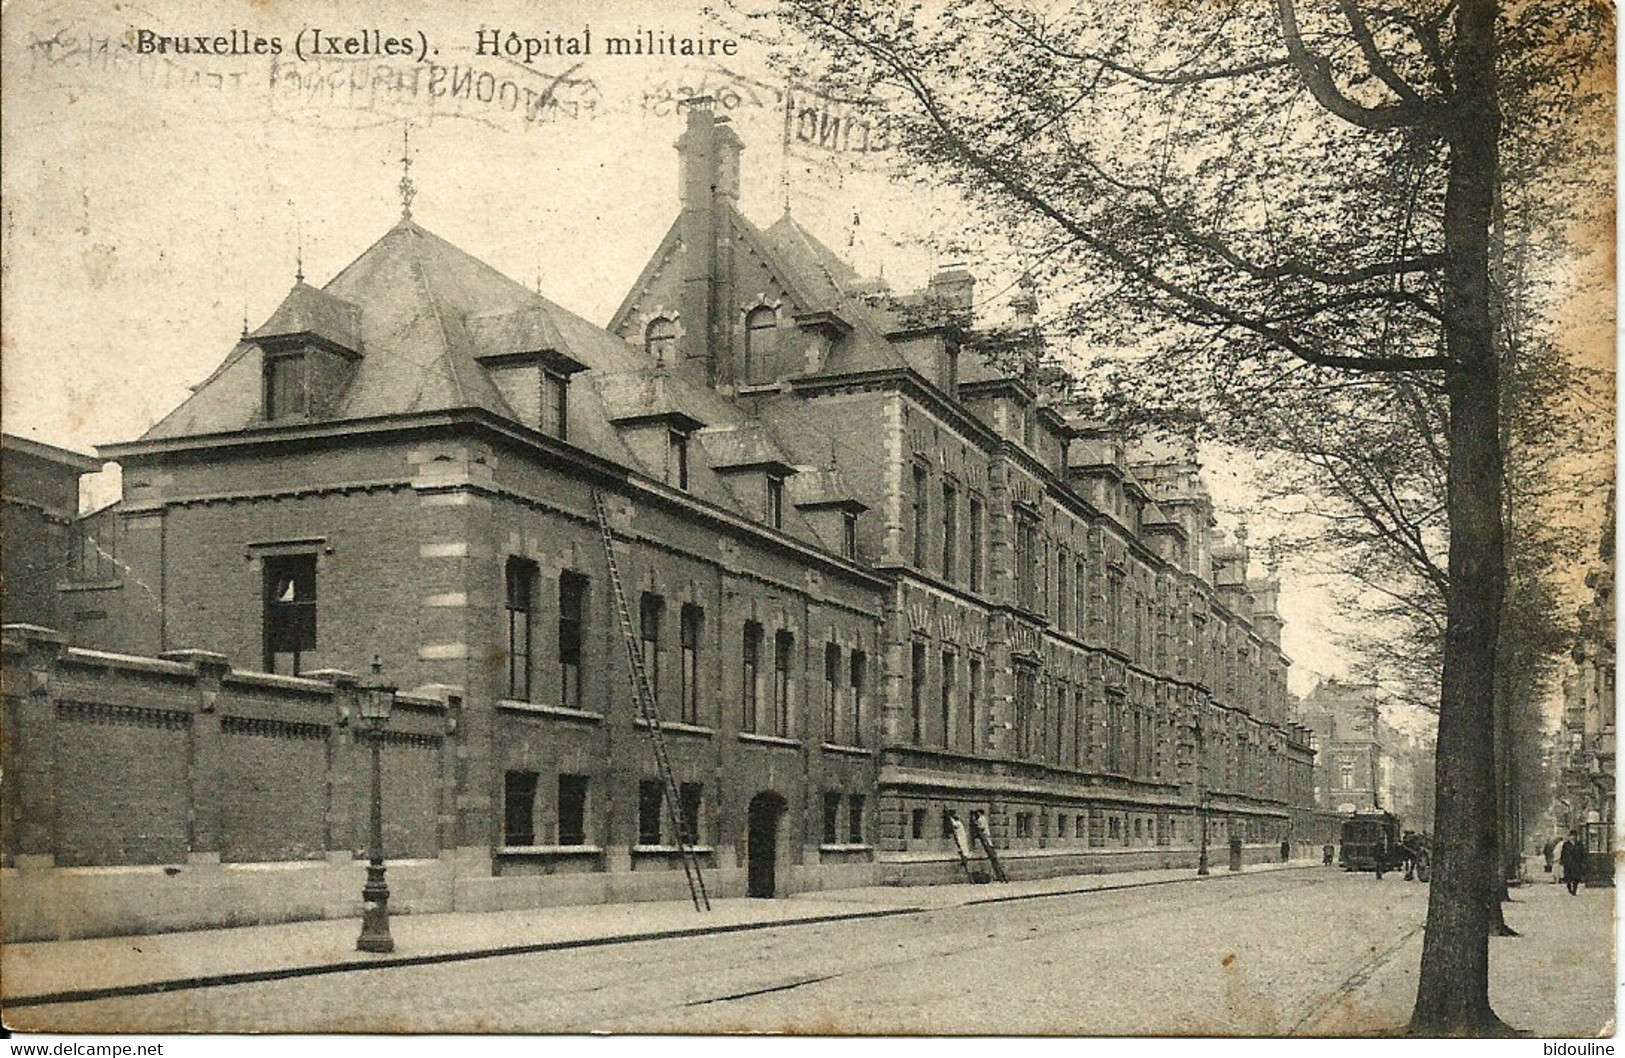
(1, 624, 455, 941)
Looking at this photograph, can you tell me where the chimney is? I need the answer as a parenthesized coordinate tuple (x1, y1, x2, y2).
(675, 98, 743, 386)
(1010, 272, 1038, 329)
(926, 264, 976, 314)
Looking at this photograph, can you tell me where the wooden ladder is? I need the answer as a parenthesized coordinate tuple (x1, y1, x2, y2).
(591, 488, 711, 912)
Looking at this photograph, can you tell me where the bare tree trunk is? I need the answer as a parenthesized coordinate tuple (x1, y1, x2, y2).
(1410, 0, 1513, 1036)
(1491, 680, 1519, 936)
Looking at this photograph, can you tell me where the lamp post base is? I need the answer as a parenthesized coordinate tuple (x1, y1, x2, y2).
(356, 863, 394, 953)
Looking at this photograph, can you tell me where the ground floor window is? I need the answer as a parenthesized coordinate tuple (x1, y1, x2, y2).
(679, 783, 703, 845)
(503, 770, 538, 846)
(558, 774, 589, 845)
(848, 795, 865, 844)
(638, 779, 664, 845)
(824, 792, 842, 844)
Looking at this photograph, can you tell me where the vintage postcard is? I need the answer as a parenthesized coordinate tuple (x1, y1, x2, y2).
(1, 0, 1614, 1043)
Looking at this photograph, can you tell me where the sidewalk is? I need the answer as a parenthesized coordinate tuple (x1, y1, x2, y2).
(2, 859, 1319, 1008)
(1300, 880, 1618, 1038)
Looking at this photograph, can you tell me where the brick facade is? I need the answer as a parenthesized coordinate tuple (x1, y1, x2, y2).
(1, 435, 100, 631)
(7, 103, 1323, 937)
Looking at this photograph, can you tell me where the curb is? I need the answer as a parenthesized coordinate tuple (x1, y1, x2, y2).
(3, 862, 1327, 1010)
(3, 905, 926, 1010)
(961, 859, 1324, 908)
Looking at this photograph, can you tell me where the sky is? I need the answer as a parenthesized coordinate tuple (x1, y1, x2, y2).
(0, 0, 1535, 707)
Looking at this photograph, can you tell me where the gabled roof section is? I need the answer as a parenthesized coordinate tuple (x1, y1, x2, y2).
(249, 281, 360, 352)
(759, 211, 861, 313)
(699, 422, 797, 476)
(787, 465, 866, 512)
(606, 219, 681, 338)
(751, 212, 908, 378)
(139, 219, 653, 442)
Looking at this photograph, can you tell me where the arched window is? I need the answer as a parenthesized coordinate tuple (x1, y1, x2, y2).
(743, 306, 778, 382)
(645, 317, 677, 365)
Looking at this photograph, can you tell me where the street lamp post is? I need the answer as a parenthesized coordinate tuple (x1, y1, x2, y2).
(357, 681, 396, 954)
(1196, 707, 1210, 876)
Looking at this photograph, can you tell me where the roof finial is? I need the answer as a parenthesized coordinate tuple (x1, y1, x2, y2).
(294, 215, 304, 283)
(398, 123, 417, 220)
(241, 303, 249, 339)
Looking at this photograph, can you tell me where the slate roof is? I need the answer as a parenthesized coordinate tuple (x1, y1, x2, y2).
(141, 219, 647, 441)
(248, 281, 360, 351)
(131, 216, 845, 551)
(750, 212, 909, 377)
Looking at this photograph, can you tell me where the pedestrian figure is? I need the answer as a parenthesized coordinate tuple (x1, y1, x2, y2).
(1322, 842, 1334, 866)
(1542, 836, 1558, 877)
(1559, 829, 1585, 896)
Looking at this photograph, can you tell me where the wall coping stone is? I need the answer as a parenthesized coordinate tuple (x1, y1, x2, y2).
(2, 623, 69, 645)
(64, 647, 193, 678)
(497, 700, 603, 723)
(221, 670, 335, 694)
(738, 732, 801, 749)
(159, 649, 231, 671)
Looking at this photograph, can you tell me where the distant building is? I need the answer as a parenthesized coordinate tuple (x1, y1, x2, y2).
(0, 434, 101, 630)
(1377, 719, 1436, 832)
(1558, 489, 1614, 863)
(1296, 679, 1384, 815)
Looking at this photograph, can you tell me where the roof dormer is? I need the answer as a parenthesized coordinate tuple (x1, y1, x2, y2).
(789, 466, 868, 559)
(249, 281, 362, 421)
(470, 309, 588, 440)
(702, 425, 798, 529)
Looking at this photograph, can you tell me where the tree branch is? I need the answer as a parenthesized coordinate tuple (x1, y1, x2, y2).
(983, 0, 1293, 85)
(1338, 0, 1428, 106)
(1276, 0, 1443, 131)
(803, 19, 1458, 373)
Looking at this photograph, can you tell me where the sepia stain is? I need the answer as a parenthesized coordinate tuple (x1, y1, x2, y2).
(1219, 950, 1283, 1035)
(81, 243, 118, 289)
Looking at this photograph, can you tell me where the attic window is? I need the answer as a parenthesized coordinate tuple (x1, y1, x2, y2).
(843, 511, 858, 559)
(669, 430, 691, 491)
(542, 372, 569, 440)
(766, 474, 785, 529)
(744, 306, 778, 383)
(264, 351, 309, 420)
(646, 317, 677, 365)
(944, 340, 960, 397)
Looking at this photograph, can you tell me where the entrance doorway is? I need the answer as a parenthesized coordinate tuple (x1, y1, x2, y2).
(747, 792, 786, 898)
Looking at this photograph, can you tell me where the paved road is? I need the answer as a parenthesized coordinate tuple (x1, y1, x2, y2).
(16, 870, 1452, 1035)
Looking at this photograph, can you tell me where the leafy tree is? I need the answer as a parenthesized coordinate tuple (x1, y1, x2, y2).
(752, 0, 1612, 1033)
